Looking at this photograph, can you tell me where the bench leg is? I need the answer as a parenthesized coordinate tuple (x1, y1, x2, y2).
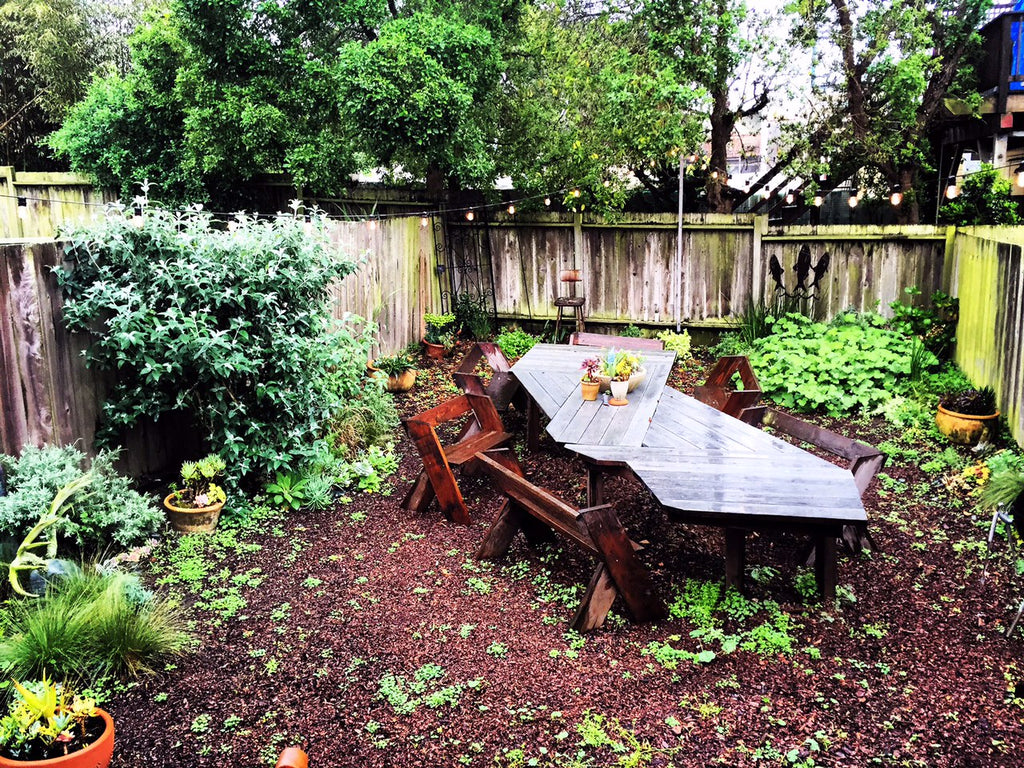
(571, 564, 617, 632)
(407, 420, 470, 525)
(401, 471, 435, 514)
(587, 467, 605, 507)
(526, 397, 541, 452)
(725, 528, 746, 593)
(476, 501, 525, 560)
(814, 535, 837, 602)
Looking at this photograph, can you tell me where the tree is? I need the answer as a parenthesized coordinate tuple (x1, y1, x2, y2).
(783, 0, 989, 224)
(0, 0, 148, 168)
(939, 164, 1021, 225)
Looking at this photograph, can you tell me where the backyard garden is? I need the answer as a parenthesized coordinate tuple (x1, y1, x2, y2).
(0, 207, 1023, 768)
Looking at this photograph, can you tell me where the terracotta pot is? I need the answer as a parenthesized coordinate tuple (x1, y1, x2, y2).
(935, 405, 999, 445)
(581, 379, 600, 401)
(0, 709, 114, 768)
(422, 340, 445, 360)
(386, 370, 416, 393)
(163, 493, 225, 533)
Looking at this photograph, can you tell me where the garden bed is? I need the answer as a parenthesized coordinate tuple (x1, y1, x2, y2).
(106, 348, 1024, 767)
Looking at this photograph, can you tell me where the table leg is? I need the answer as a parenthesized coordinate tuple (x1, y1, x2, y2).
(815, 534, 837, 602)
(725, 528, 746, 593)
(526, 396, 541, 452)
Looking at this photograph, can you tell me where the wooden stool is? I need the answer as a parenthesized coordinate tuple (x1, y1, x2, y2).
(554, 269, 585, 339)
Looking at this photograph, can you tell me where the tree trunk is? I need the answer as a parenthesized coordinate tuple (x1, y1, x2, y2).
(895, 168, 920, 225)
(707, 88, 733, 213)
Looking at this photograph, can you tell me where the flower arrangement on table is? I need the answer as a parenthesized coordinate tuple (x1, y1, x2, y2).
(600, 349, 644, 381)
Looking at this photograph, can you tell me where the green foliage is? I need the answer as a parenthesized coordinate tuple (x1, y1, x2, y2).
(496, 326, 540, 360)
(979, 451, 1024, 510)
(745, 312, 936, 416)
(0, 445, 160, 550)
(374, 353, 417, 376)
(264, 473, 308, 512)
(940, 164, 1022, 226)
(940, 387, 997, 416)
(325, 384, 400, 460)
(453, 293, 492, 340)
(888, 287, 959, 360)
(656, 329, 692, 359)
(0, 674, 99, 761)
(620, 324, 642, 338)
(424, 312, 457, 347)
(57, 207, 362, 481)
(0, 568, 189, 681)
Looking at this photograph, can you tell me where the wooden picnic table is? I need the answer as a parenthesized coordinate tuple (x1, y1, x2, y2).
(510, 346, 869, 599)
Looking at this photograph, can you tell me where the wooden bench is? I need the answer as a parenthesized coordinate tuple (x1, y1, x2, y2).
(475, 450, 666, 631)
(568, 332, 665, 351)
(402, 394, 513, 524)
(693, 355, 762, 418)
(452, 343, 523, 412)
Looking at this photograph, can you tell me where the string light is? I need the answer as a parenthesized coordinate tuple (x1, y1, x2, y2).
(571, 189, 581, 198)
(420, 216, 429, 227)
(544, 197, 551, 206)
(813, 194, 823, 207)
(890, 188, 903, 206)
(848, 191, 859, 208)
(785, 190, 795, 205)
(945, 180, 959, 200)
(466, 210, 475, 221)
(17, 197, 27, 220)
(711, 170, 719, 180)
(507, 204, 516, 215)
(602, 180, 610, 188)
(367, 219, 376, 230)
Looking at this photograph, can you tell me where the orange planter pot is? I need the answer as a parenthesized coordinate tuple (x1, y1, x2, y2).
(422, 340, 445, 360)
(580, 380, 600, 401)
(163, 494, 225, 533)
(935, 405, 1000, 445)
(0, 709, 114, 768)
(386, 370, 416, 393)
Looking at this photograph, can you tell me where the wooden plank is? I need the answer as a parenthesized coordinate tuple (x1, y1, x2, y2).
(406, 419, 470, 524)
(476, 501, 525, 560)
(571, 564, 618, 632)
(569, 332, 665, 351)
(581, 504, 666, 622)
(725, 528, 746, 592)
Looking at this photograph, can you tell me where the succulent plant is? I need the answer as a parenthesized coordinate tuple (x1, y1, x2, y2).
(940, 386, 997, 416)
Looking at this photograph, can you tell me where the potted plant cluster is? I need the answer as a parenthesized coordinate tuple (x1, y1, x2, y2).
(0, 676, 114, 768)
(163, 454, 227, 533)
(936, 386, 999, 445)
(580, 357, 601, 401)
(374, 352, 418, 393)
(423, 312, 456, 359)
(596, 349, 646, 405)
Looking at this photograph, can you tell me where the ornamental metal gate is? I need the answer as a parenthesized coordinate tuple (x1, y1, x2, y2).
(435, 207, 498, 321)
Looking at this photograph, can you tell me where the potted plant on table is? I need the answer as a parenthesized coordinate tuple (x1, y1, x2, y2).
(0, 676, 114, 768)
(596, 349, 646, 405)
(374, 352, 418, 393)
(580, 357, 601, 401)
(163, 454, 227, 533)
(936, 386, 999, 445)
(423, 313, 456, 359)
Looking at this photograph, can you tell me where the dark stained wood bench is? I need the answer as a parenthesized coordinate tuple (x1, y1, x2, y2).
(568, 332, 665, 351)
(452, 343, 524, 412)
(693, 355, 762, 418)
(474, 450, 666, 631)
(402, 393, 513, 524)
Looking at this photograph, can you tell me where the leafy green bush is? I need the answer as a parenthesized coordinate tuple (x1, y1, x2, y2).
(620, 323, 643, 338)
(0, 569, 189, 680)
(324, 383, 399, 459)
(496, 326, 539, 359)
(888, 287, 959, 359)
(656, 329, 692, 359)
(0, 446, 160, 550)
(57, 207, 364, 481)
(453, 293, 491, 340)
(746, 312, 936, 416)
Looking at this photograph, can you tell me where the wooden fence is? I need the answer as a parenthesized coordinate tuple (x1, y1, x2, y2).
(952, 227, 1024, 446)
(0, 167, 115, 241)
(481, 214, 952, 327)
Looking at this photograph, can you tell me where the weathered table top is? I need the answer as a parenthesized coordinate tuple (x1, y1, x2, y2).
(570, 388, 867, 529)
(510, 344, 678, 448)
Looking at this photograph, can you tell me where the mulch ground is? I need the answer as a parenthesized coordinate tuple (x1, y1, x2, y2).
(108, 344, 1024, 767)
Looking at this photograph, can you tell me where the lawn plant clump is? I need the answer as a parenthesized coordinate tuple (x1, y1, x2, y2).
(57, 205, 366, 481)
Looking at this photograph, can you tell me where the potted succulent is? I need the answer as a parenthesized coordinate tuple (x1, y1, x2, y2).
(580, 357, 601, 401)
(423, 312, 456, 359)
(936, 386, 999, 445)
(374, 352, 418, 393)
(0, 676, 114, 768)
(595, 349, 646, 403)
(163, 454, 227, 533)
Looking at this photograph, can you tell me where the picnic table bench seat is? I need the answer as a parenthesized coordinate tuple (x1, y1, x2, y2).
(568, 331, 665, 351)
(402, 393, 513, 524)
(474, 450, 665, 631)
(452, 343, 524, 412)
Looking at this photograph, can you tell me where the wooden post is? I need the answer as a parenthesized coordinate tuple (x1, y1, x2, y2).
(724, 528, 746, 592)
(814, 534, 837, 602)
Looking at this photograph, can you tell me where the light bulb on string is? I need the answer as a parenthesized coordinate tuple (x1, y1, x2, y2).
(544, 197, 551, 206)
(890, 189, 903, 206)
(420, 216, 429, 228)
(848, 192, 859, 208)
(572, 189, 581, 198)
(813, 194, 823, 207)
(17, 197, 28, 220)
(367, 218, 376, 230)
(945, 181, 958, 200)
(466, 210, 475, 221)
(507, 204, 516, 215)
(785, 191, 795, 205)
